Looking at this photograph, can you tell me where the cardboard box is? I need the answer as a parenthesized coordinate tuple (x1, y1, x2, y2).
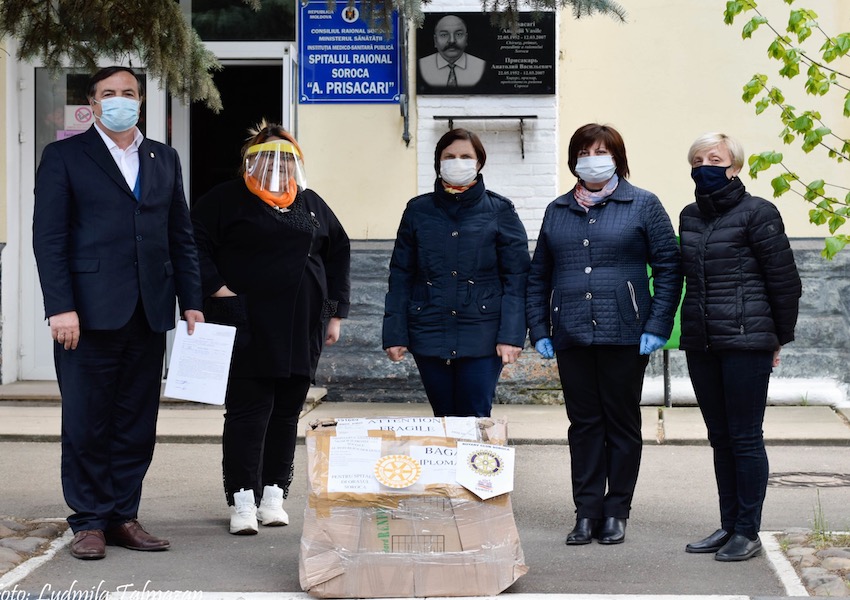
(299, 417, 527, 598)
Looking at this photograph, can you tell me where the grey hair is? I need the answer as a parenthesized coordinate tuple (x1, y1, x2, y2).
(687, 133, 745, 170)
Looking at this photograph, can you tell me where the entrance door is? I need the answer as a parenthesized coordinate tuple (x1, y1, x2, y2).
(17, 64, 167, 380)
(188, 63, 284, 203)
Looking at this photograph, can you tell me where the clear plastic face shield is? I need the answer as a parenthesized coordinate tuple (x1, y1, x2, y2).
(243, 141, 307, 208)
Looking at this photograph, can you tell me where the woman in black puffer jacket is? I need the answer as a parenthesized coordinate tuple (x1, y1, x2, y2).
(679, 132, 801, 562)
(382, 128, 530, 418)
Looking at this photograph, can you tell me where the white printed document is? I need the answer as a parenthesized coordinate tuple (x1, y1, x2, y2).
(164, 321, 236, 405)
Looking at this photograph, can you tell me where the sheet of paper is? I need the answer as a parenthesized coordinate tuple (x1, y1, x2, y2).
(410, 445, 458, 486)
(455, 441, 515, 500)
(327, 436, 383, 493)
(163, 321, 236, 405)
(334, 417, 446, 437)
(443, 416, 479, 440)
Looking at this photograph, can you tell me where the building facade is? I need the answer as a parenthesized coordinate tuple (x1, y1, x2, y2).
(1, 0, 848, 404)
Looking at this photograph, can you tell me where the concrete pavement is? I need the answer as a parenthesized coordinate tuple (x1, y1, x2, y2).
(1, 381, 849, 600)
(0, 381, 848, 445)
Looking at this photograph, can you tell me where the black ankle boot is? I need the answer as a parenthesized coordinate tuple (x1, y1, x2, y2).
(597, 517, 627, 544)
(714, 533, 762, 562)
(566, 518, 598, 545)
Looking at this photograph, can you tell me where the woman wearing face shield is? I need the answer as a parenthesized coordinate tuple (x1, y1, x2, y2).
(190, 122, 350, 535)
(679, 133, 800, 561)
(382, 128, 530, 417)
(526, 123, 681, 546)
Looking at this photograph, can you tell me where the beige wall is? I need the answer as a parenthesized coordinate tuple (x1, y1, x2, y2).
(302, 2, 847, 241)
(558, 0, 847, 238)
(298, 102, 419, 240)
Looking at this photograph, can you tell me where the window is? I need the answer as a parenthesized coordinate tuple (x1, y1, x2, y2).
(192, 0, 296, 41)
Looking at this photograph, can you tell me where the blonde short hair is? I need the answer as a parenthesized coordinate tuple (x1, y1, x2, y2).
(687, 133, 745, 170)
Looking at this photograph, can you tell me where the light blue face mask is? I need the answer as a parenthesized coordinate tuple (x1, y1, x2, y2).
(94, 97, 140, 132)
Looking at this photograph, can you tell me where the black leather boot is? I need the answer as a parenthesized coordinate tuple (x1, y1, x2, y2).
(715, 533, 762, 562)
(565, 518, 599, 545)
(597, 517, 627, 544)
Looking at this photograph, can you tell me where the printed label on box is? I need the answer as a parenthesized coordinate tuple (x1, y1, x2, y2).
(328, 436, 382, 493)
(455, 442, 515, 500)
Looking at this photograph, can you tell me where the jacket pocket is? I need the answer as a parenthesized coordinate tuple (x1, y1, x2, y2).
(203, 295, 249, 328)
(736, 286, 744, 334)
(615, 281, 643, 330)
(550, 289, 562, 333)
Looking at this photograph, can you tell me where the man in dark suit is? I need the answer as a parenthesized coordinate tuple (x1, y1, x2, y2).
(33, 66, 204, 560)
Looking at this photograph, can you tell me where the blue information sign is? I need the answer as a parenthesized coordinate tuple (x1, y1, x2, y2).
(299, 1, 400, 104)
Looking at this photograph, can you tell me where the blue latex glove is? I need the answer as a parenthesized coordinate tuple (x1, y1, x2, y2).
(535, 338, 555, 359)
(639, 333, 668, 355)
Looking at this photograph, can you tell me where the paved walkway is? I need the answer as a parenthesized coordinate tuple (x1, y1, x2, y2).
(1, 381, 849, 600)
(0, 381, 848, 445)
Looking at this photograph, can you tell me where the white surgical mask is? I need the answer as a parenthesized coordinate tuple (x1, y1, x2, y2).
(94, 97, 140, 133)
(575, 155, 617, 184)
(440, 158, 478, 187)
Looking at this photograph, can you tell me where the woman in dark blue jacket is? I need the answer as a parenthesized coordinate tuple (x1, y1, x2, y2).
(383, 128, 530, 417)
(527, 123, 681, 546)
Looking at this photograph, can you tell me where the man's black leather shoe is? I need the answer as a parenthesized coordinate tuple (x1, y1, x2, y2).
(565, 518, 598, 545)
(597, 517, 627, 544)
(715, 533, 762, 562)
(685, 528, 733, 553)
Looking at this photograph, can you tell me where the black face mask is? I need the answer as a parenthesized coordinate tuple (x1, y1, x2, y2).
(691, 165, 732, 195)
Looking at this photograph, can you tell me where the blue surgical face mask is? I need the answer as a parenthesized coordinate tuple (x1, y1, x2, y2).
(94, 97, 140, 132)
(691, 165, 732, 195)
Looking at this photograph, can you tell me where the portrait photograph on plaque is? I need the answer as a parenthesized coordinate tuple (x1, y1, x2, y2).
(415, 12, 555, 95)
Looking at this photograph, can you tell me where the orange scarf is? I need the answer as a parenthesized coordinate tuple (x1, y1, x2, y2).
(245, 174, 297, 209)
(442, 180, 477, 194)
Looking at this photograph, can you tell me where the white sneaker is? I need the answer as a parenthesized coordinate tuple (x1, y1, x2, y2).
(229, 488, 258, 535)
(256, 484, 289, 526)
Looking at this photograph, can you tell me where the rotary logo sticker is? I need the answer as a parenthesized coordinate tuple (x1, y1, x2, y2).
(468, 449, 502, 476)
(374, 454, 422, 488)
(456, 442, 515, 500)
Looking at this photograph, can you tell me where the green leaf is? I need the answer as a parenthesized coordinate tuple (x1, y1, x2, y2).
(768, 39, 786, 59)
(771, 175, 791, 196)
(810, 208, 827, 225)
(791, 114, 813, 132)
(835, 33, 850, 56)
(804, 129, 826, 151)
(742, 74, 767, 102)
(768, 87, 785, 104)
(803, 179, 825, 200)
(748, 151, 782, 177)
(828, 215, 846, 235)
(755, 97, 770, 114)
(822, 236, 848, 260)
(821, 40, 837, 63)
(783, 129, 796, 144)
(844, 94, 850, 118)
(779, 58, 800, 79)
(724, 1, 744, 25)
(742, 15, 768, 38)
(788, 9, 804, 29)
